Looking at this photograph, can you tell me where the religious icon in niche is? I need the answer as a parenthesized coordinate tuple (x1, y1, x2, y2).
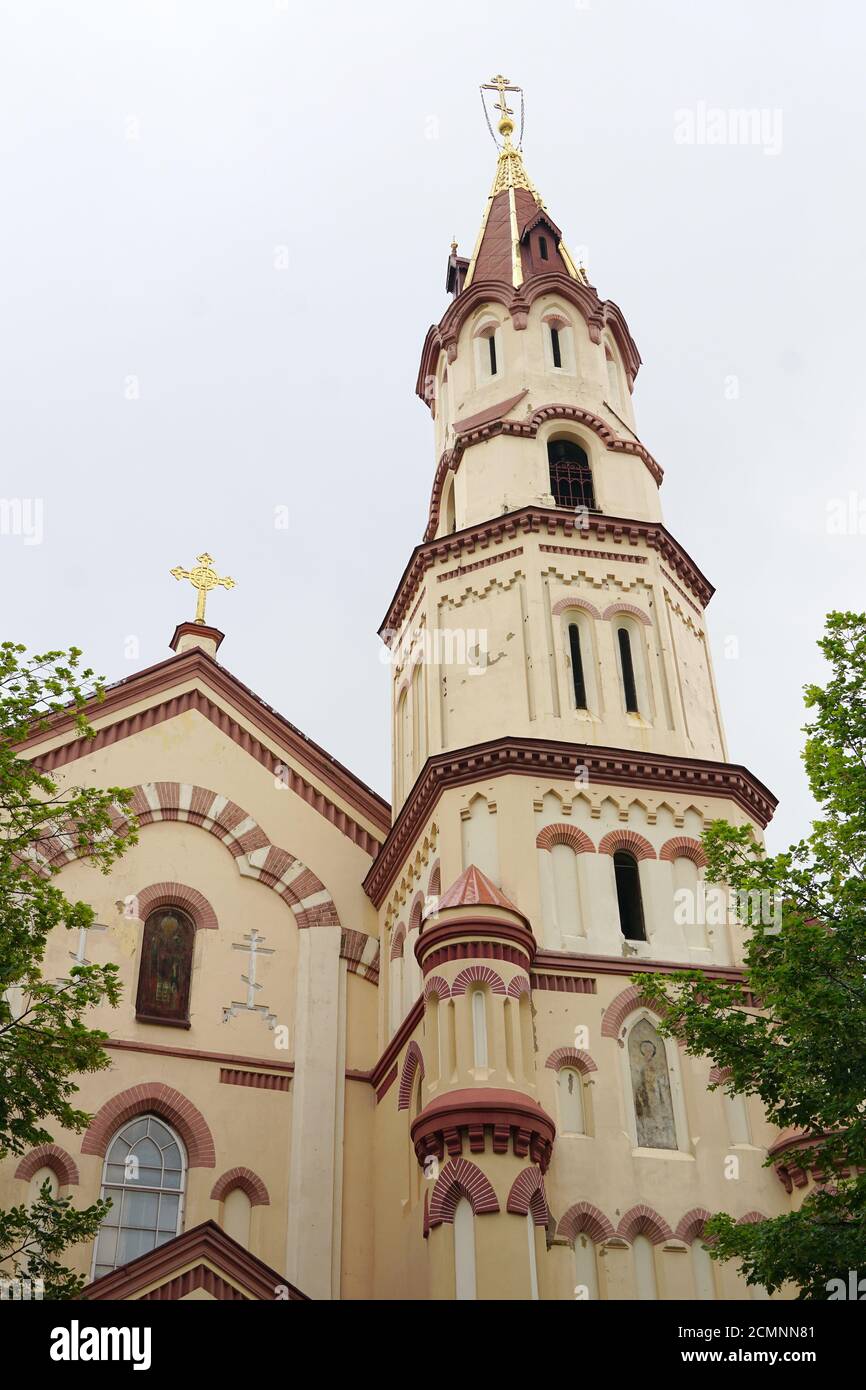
(628, 1016, 677, 1150)
(136, 908, 194, 1024)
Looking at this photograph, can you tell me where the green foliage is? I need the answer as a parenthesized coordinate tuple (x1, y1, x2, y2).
(638, 612, 866, 1298)
(0, 643, 136, 1294)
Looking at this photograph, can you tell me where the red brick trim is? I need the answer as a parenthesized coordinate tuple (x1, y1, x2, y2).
(135, 882, 218, 931)
(507, 975, 531, 998)
(597, 829, 656, 861)
(412, 1089, 556, 1174)
(659, 836, 707, 868)
(210, 1167, 270, 1207)
(737, 1210, 767, 1225)
(416, 917, 536, 972)
(428, 862, 441, 897)
(423, 974, 450, 1001)
(422, 1189, 430, 1239)
(708, 1064, 732, 1087)
(376, 1063, 399, 1103)
(551, 597, 602, 619)
(390, 924, 406, 961)
(506, 1166, 550, 1225)
(102, 1038, 293, 1073)
(437, 546, 524, 583)
(617, 1204, 673, 1244)
(24, 656, 388, 849)
(535, 823, 595, 854)
(450, 964, 507, 996)
(408, 894, 425, 933)
(398, 1041, 425, 1111)
(532, 973, 597, 994)
(364, 734, 775, 907)
(557, 1202, 616, 1245)
(219, 1068, 291, 1092)
(601, 985, 659, 1039)
(81, 1219, 307, 1301)
(428, 1157, 500, 1227)
(14, 1144, 79, 1187)
(79, 1083, 216, 1168)
(602, 601, 651, 625)
(545, 1047, 597, 1075)
(422, 941, 533, 976)
(370, 998, 425, 1095)
(675, 1208, 713, 1244)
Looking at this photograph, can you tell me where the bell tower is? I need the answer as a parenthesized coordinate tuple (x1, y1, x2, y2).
(368, 78, 778, 1302)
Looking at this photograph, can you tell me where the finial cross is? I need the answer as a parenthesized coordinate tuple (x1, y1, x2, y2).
(170, 552, 236, 624)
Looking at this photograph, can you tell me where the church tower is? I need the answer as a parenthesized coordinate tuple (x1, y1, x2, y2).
(367, 77, 784, 1301)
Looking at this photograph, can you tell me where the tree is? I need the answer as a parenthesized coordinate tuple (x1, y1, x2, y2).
(638, 611, 866, 1298)
(0, 642, 136, 1297)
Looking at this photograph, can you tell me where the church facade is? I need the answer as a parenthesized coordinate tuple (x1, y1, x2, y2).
(1, 84, 799, 1301)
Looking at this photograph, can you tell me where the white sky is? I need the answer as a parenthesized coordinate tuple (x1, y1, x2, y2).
(1, 0, 863, 852)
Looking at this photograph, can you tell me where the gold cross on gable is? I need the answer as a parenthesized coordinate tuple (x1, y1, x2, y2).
(170, 552, 236, 625)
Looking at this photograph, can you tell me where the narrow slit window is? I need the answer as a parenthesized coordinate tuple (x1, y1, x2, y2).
(488, 334, 497, 376)
(617, 627, 639, 713)
(614, 851, 646, 941)
(568, 623, 587, 709)
(539, 235, 549, 261)
(550, 326, 562, 369)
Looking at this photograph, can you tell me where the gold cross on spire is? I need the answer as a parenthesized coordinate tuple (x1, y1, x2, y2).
(482, 73, 519, 142)
(170, 552, 236, 625)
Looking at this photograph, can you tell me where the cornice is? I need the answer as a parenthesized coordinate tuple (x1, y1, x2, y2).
(363, 736, 777, 906)
(20, 647, 390, 852)
(379, 506, 713, 640)
(410, 1088, 556, 1173)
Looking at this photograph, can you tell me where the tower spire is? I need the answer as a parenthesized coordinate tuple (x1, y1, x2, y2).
(464, 75, 585, 291)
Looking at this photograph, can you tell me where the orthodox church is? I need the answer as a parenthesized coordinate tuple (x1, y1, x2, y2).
(1, 79, 799, 1301)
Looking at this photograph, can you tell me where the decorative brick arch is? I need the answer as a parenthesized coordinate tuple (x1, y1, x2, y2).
(601, 985, 661, 1040)
(80, 1083, 216, 1168)
(43, 782, 341, 934)
(134, 882, 218, 931)
(557, 1202, 615, 1245)
(450, 965, 507, 996)
(675, 1208, 713, 1244)
(708, 1064, 733, 1087)
(617, 1204, 673, 1245)
(507, 975, 531, 998)
(15, 1144, 79, 1188)
(737, 1210, 767, 1226)
(428, 862, 441, 897)
(551, 597, 602, 620)
(597, 830, 656, 861)
(429, 1157, 500, 1227)
(535, 823, 595, 854)
(390, 924, 406, 961)
(423, 974, 450, 1001)
(545, 1047, 598, 1076)
(659, 836, 707, 868)
(506, 1166, 550, 1226)
(398, 1042, 425, 1111)
(210, 1167, 270, 1207)
(602, 601, 652, 626)
(409, 894, 425, 933)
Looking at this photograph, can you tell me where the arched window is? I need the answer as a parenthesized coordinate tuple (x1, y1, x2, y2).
(550, 324, 562, 368)
(474, 321, 501, 382)
(614, 851, 646, 941)
(471, 989, 488, 1070)
(558, 1067, 585, 1134)
(454, 1197, 477, 1300)
(628, 1018, 677, 1150)
(135, 908, 195, 1025)
(723, 1090, 752, 1146)
(442, 475, 456, 535)
(93, 1115, 186, 1279)
(605, 345, 623, 413)
(574, 1233, 599, 1300)
(691, 1239, 716, 1299)
(548, 440, 595, 511)
(223, 1187, 252, 1248)
(633, 1234, 658, 1299)
(568, 622, 588, 709)
(617, 627, 639, 713)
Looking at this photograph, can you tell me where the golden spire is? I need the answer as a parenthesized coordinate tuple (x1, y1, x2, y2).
(170, 552, 236, 625)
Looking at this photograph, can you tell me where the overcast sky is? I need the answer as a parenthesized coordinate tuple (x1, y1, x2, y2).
(1, 0, 863, 852)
